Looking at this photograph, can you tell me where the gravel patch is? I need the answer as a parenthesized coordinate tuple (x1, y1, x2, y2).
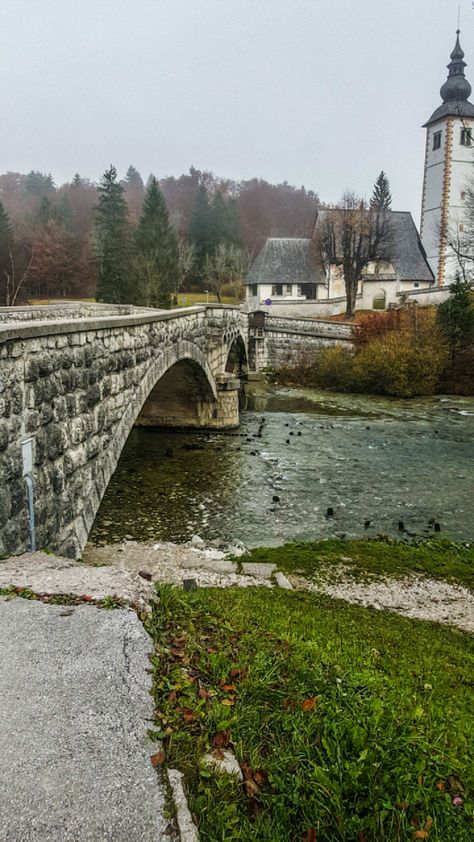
(293, 572, 474, 634)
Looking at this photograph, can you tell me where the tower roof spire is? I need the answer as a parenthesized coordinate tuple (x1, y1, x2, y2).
(424, 29, 474, 126)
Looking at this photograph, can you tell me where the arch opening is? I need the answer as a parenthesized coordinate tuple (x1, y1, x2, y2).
(136, 358, 217, 428)
(225, 335, 248, 376)
(372, 289, 387, 310)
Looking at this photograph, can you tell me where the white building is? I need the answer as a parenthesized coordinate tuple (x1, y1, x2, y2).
(245, 212, 434, 317)
(420, 30, 474, 286)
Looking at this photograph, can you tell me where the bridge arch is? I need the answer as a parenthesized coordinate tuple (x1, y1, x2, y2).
(69, 341, 223, 556)
(225, 334, 248, 376)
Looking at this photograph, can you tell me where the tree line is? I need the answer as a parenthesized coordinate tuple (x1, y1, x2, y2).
(0, 166, 318, 306)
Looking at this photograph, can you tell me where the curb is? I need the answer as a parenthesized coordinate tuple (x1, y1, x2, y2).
(167, 768, 200, 841)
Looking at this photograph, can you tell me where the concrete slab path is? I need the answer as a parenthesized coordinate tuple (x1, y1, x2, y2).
(0, 599, 168, 841)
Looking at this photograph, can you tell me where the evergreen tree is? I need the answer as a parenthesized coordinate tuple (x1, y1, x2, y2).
(370, 171, 392, 260)
(72, 173, 83, 187)
(133, 176, 178, 308)
(0, 200, 13, 276)
(437, 276, 474, 359)
(94, 165, 132, 303)
(189, 183, 212, 270)
(371, 171, 392, 210)
(125, 165, 144, 191)
(209, 191, 241, 252)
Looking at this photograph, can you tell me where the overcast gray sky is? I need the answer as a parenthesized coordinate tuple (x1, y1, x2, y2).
(0, 0, 471, 221)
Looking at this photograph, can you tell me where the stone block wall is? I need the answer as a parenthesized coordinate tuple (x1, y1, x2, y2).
(262, 315, 353, 368)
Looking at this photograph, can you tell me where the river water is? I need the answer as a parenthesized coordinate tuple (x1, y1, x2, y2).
(88, 385, 474, 549)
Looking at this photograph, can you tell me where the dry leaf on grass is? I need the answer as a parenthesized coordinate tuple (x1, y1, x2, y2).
(150, 750, 165, 767)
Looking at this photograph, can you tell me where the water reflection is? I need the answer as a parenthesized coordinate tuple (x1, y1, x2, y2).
(88, 385, 474, 548)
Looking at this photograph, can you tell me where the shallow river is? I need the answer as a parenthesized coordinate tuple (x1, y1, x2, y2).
(88, 385, 474, 549)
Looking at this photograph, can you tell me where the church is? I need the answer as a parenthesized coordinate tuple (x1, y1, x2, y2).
(245, 30, 473, 317)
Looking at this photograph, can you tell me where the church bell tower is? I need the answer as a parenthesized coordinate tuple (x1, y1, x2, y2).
(420, 30, 474, 285)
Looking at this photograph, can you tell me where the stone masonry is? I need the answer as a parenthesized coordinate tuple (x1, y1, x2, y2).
(0, 304, 248, 559)
(0, 304, 353, 560)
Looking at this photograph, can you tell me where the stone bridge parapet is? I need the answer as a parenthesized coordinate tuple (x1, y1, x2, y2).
(0, 304, 249, 558)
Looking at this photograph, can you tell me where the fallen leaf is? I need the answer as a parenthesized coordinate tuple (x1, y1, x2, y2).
(435, 782, 445, 791)
(302, 698, 316, 712)
(221, 698, 235, 706)
(230, 667, 246, 679)
(212, 729, 231, 748)
(198, 687, 209, 700)
(221, 684, 237, 692)
(182, 709, 198, 722)
(150, 750, 165, 767)
(254, 770, 268, 787)
(244, 779, 259, 798)
(82, 595, 93, 602)
(396, 801, 409, 810)
(171, 649, 186, 659)
(303, 829, 317, 842)
(412, 832, 429, 840)
(424, 819, 433, 831)
(167, 690, 177, 703)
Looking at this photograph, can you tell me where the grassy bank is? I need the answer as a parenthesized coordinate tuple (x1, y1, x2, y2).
(241, 538, 474, 591)
(148, 585, 474, 841)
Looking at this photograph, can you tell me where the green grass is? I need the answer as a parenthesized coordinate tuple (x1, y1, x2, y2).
(148, 585, 474, 841)
(240, 538, 474, 591)
(176, 292, 239, 307)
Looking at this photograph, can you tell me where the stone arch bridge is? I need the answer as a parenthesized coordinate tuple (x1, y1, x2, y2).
(0, 303, 352, 558)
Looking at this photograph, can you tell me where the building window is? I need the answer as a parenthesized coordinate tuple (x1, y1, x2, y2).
(372, 290, 386, 310)
(460, 127, 472, 146)
(414, 282, 419, 288)
(433, 131, 442, 150)
(271, 284, 283, 296)
(459, 223, 465, 233)
(284, 284, 292, 295)
(250, 284, 258, 296)
(461, 191, 466, 201)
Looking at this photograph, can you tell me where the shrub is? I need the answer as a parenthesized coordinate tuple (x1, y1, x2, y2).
(280, 307, 449, 397)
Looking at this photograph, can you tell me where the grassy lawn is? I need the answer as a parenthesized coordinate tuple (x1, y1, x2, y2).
(176, 292, 240, 307)
(240, 539, 474, 591)
(148, 585, 474, 841)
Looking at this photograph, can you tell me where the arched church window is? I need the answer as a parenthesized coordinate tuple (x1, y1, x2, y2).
(372, 290, 386, 310)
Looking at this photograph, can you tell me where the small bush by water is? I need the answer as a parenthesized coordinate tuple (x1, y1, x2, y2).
(280, 289, 474, 397)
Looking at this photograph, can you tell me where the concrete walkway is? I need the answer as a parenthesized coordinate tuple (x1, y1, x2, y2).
(0, 599, 168, 841)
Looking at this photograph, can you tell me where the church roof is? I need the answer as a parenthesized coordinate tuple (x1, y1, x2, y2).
(314, 210, 434, 283)
(388, 212, 435, 282)
(425, 30, 474, 126)
(247, 212, 434, 287)
(245, 238, 320, 286)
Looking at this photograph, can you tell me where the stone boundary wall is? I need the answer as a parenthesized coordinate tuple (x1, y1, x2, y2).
(263, 314, 353, 368)
(0, 304, 248, 558)
(0, 302, 156, 323)
(244, 295, 362, 318)
(397, 286, 451, 306)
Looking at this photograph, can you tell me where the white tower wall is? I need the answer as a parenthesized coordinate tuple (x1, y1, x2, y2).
(421, 117, 474, 285)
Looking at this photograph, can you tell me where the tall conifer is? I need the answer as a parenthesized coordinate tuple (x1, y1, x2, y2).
(133, 176, 178, 308)
(189, 183, 211, 270)
(94, 165, 132, 303)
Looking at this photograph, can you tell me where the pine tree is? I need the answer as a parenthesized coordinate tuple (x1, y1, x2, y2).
(437, 276, 474, 359)
(370, 171, 392, 260)
(371, 171, 392, 210)
(209, 191, 241, 252)
(0, 200, 13, 276)
(133, 176, 178, 308)
(125, 165, 144, 191)
(94, 165, 132, 303)
(189, 183, 212, 270)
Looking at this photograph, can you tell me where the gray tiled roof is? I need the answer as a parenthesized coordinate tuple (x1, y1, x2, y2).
(424, 99, 474, 126)
(388, 212, 435, 282)
(247, 212, 434, 286)
(313, 209, 433, 283)
(245, 238, 320, 286)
